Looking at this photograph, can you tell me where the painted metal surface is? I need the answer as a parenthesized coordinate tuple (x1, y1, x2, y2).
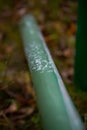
(75, 0, 87, 91)
(20, 14, 85, 130)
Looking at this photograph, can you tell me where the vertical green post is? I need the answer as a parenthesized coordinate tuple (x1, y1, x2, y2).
(75, 0, 87, 91)
(20, 14, 85, 130)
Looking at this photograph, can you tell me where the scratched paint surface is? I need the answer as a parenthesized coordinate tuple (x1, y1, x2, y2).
(25, 41, 53, 73)
(20, 15, 54, 73)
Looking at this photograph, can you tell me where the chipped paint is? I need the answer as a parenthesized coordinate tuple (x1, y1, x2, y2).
(25, 41, 53, 73)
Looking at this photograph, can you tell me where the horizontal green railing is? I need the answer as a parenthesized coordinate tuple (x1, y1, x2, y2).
(20, 14, 86, 130)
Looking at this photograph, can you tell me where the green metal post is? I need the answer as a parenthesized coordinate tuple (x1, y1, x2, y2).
(20, 14, 85, 130)
(75, 0, 87, 91)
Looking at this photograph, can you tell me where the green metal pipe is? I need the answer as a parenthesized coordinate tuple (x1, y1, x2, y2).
(20, 14, 85, 130)
(75, 0, 87, 91)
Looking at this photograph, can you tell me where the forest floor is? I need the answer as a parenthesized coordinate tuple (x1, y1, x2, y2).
(0, 0, 87, 130)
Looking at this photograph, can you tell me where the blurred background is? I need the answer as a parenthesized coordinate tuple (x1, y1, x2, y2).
(0, 0, 87, 130)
